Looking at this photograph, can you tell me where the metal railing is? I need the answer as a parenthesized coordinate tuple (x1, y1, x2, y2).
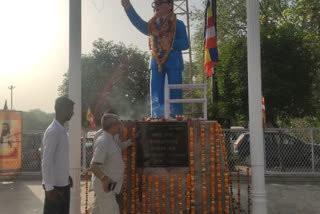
(20, 128, 320, 175)
(223, 128, 320, 174)
(21, 133, 43, 172)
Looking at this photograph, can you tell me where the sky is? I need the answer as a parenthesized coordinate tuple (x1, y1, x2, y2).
(0, 0, 199, 113)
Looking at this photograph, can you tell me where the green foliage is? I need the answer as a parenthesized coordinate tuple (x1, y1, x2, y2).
(277, 116, 320, 128)
(58, 39, 150, 126)
(191, 0, 320, 127)
(22, 109, 54, 131)
(261, 23, 316, 126)
(208, 36, 248, 125)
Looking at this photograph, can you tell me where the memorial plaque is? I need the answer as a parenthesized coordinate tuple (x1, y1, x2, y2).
(136, 122, 189, 167)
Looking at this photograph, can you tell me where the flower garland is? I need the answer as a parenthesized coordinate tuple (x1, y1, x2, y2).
(177, 174, 183, 214)
(131, 128, 136, 214)
(142, 175, 147, 214)
(122, 128, 129, 214)
(201, 125, 208, 213)
(209, 124, 216, 213)
(85, 169, 89, 214)
(214, 124, 222, 214)
(170, 175, 175, 213)
(216, 124, 231, 214)
(247, 167, 252, 214)
(135, 173, 140, 213)
(237, 169, 241, 214)
(189, 127, 196, 214)
(186, 174, 191, 213)
(161, 176, 166, 214)
(155, 175, 160, 213)
(147, 176, 152, 214)
(148, 12, 177, 71)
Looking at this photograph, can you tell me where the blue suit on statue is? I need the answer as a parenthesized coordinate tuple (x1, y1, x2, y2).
(125, 6, 189, 118)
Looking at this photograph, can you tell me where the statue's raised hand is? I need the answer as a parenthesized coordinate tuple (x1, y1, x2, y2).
(121, 0, 131, 10)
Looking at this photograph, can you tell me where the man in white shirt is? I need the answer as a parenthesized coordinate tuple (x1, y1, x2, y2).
(90, 114, 126, 214)
(41, 96, 75, 214)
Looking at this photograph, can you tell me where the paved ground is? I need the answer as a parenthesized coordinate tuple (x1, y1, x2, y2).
(0, 174, 320, 214)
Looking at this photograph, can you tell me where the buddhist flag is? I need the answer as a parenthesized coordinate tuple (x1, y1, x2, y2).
(262, 96, 266, 125)
(87, 107, 95, 129)
(204, 0, 219, 77)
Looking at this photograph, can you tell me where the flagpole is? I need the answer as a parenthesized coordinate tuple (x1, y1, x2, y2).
(211, 68, 215, 104)
(247, 0, 267, 213)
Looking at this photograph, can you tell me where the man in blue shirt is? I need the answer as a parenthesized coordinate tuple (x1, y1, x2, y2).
(121, 0, 189, 118)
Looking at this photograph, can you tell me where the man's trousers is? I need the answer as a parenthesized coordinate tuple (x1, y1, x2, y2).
(150, 68, 183, 118)
(43, 185, 70, 214)
(91, 191, 120, 214)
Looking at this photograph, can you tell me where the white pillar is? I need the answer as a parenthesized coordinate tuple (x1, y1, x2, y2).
(69, 0, 82, 213)
(247, 0, 268, 213)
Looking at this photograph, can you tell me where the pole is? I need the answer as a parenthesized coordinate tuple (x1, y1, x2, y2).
(8, 85, 15, 110)
(247, 0, 267, 213)
(69, 0, 82, 213)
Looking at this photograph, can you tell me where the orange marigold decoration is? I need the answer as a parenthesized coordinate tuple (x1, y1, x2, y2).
(148, 12, 177, 71)
(237, 169, 241, 214)
(147, 176, 152, 214)
(200, 125, 208, 213)
(161, 176, 166, 214)
(135, 173, 140, 213)
(247, 168, 251, 214)
(186, 174, 191, 213)
(214, 124, 222, 214)
(131, 128, 136, 214)
(123, 128, 129, 214)
(216, 124, 231, 214)
(142, 175, 147, 214)
(177, 174, 183, 214)
(209, 124, 216, 213)
(189, 127, 195, 214)
(155, 176, 160, 213)
(229, 170, 236, 214)
(170, 175, 175, 214)
(85, 169, 89, 214)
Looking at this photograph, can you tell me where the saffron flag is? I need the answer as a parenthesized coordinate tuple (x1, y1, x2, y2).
(262, 96, 266, 125)
(204, 0, 219, 77)
(87, 108, 95, 129)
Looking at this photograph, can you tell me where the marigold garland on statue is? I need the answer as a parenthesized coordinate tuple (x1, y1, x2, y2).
(148, 12, 177, 71)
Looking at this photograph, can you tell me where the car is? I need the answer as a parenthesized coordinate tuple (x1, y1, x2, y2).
(234, 131, 312, 168)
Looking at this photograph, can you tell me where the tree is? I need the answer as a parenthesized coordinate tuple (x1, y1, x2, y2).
(22, 109, 55, 131)
(58, 39, 150, 126)
(191, 0, 320, 127)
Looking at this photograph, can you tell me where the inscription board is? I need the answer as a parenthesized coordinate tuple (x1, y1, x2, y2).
(136, 122, 189, 167)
